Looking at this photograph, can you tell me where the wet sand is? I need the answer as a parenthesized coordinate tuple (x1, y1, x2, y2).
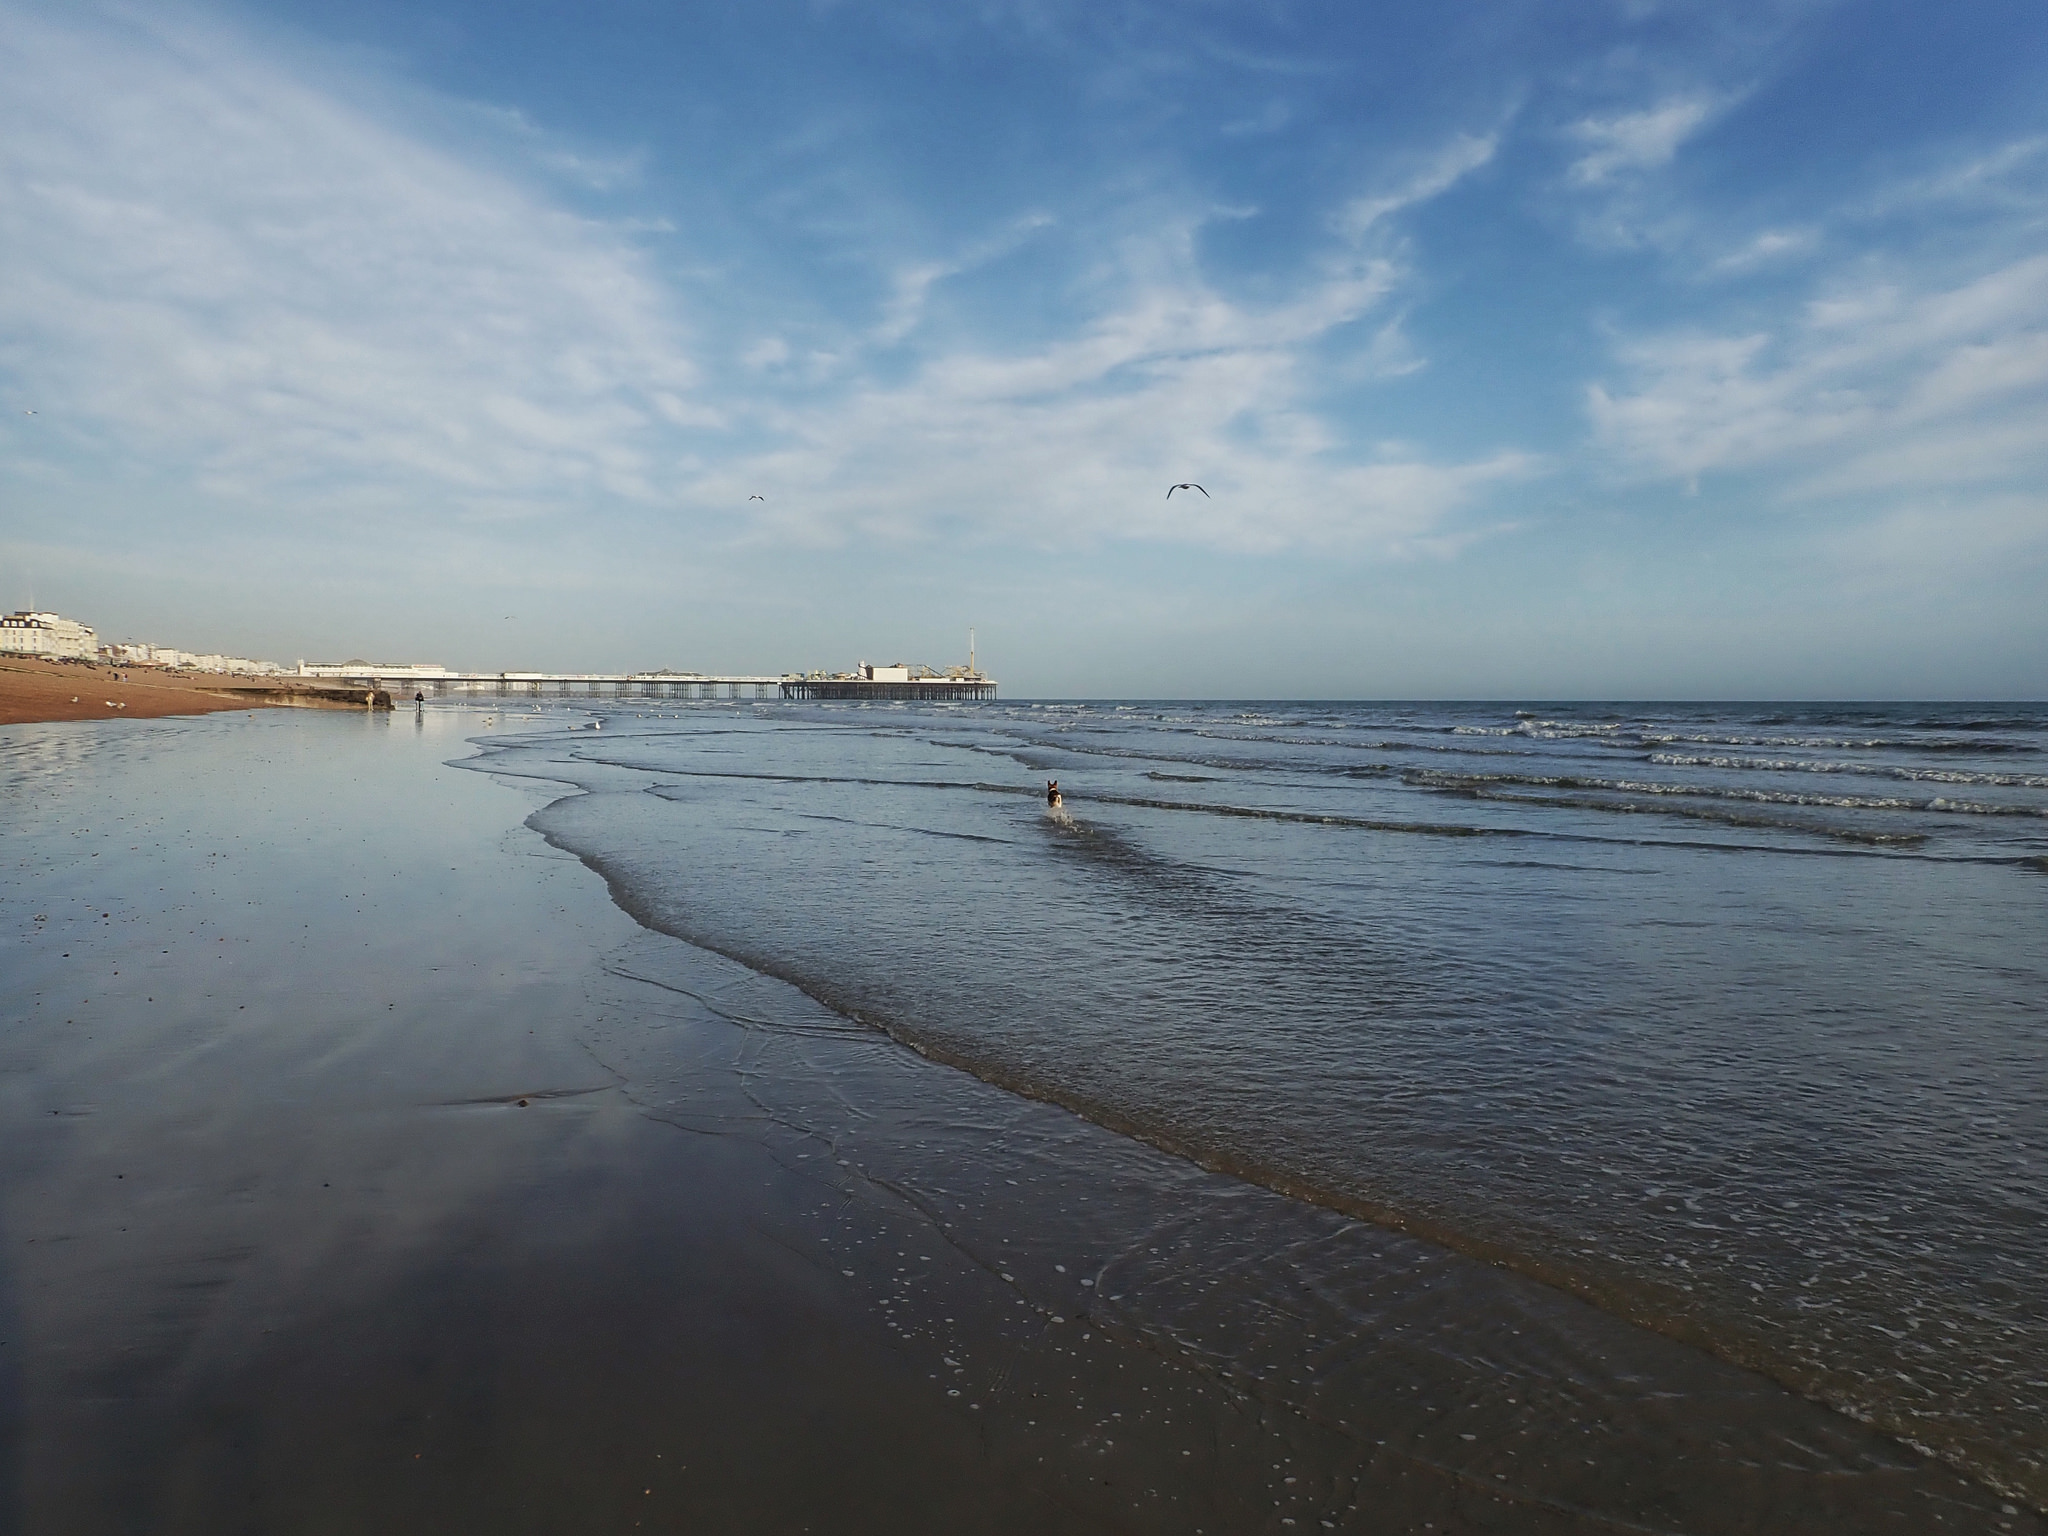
(0, 707, 2036, 1534)
(0, 654, 386, 725)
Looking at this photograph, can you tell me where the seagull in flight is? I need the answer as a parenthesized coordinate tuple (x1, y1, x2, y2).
(20, 409, 36, 416)
(1167, 482, 1209, 499)
(748, 493, 765, 501)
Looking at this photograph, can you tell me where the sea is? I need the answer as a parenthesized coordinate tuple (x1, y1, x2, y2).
(471, 696, 2047, 1506)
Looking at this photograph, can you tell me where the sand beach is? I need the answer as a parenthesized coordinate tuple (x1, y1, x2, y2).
(0, 654, 390, 726)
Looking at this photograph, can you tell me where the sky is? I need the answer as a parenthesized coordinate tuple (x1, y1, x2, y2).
(2, 0, 2045, 697)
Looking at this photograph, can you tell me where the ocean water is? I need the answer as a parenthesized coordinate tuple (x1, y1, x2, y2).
(470, 697, 2048, 1505)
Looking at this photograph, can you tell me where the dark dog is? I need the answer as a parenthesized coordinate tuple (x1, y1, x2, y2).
(1046, 779, 1063, 809)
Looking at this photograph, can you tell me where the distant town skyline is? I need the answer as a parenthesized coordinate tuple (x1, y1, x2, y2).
(2, 0, 2044, 698)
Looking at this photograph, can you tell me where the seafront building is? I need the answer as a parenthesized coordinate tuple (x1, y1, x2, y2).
(0, 611, 99, 660)
(179, 652, 287, 674)
(0, 610, 276, 673)
(102, 640, 287, 674)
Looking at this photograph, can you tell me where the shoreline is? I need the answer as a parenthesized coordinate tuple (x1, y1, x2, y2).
(511, 724, 2048, 1514)
(491, 699, 2048, 1516)
(3, 704, 2036, 1532)
(0, 653, 391, 725)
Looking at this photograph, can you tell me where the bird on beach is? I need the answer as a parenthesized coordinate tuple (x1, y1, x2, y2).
(1167, 482, 1209, 499)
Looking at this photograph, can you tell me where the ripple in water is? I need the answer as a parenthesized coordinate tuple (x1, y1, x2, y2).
(478, 698, 2048, 1506)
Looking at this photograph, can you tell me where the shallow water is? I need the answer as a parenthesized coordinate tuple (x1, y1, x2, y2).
(479, 697, 2048, 1505)
(2, 702, 2041, 1531)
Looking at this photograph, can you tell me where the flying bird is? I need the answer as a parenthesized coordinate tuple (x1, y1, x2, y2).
(748, 493, 765, 501)
(1167, 482, 1209, 499)
(21, 409, 36, 416)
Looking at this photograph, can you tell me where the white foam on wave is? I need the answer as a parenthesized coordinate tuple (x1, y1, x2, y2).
(1640, 730, 2033, 754)
(1648, 752, 2048, 789)
(1411, 766, 2048, 816)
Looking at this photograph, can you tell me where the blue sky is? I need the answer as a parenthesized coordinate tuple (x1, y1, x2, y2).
(2, 0, 2044, 695)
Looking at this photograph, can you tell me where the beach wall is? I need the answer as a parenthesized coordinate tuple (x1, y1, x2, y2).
(222, 685, 393, 710)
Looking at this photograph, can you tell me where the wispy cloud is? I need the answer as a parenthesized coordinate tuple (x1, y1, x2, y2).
(1566, 94, 1720, 187)
(1860, 136, 2048, 218)
(869, 212, 1057, 346)
(1550, 90, 1738, 252)
(0, 4, 708, 530)
(0, 6, 1532, 574)
(1709, 226, 1820, 274)
(697, 172, 1533, 555)
(1339, 132, 1498, 240)
(1588, 248, 2048, 516)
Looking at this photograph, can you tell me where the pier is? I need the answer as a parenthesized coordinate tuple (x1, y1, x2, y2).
(296, 667, 996, 702)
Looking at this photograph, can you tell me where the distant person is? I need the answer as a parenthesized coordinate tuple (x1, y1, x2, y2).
(414, 691, 425, 710)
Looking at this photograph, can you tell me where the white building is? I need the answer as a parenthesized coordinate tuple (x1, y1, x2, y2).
(0, 611, 98, 660)
(98, 640, 285, 674)
(103, 642, 193, 667)
(183, 653, 284, 674)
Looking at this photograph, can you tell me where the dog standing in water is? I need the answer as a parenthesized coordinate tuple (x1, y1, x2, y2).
(1044, 779, 1077, 827)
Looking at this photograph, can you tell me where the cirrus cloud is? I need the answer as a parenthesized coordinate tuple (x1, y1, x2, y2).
(1567, 95, 1722, 187)
(1589, 249, 2048, 501)
(0, 2, 1530, 563)
(0, 3, 710, 530)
